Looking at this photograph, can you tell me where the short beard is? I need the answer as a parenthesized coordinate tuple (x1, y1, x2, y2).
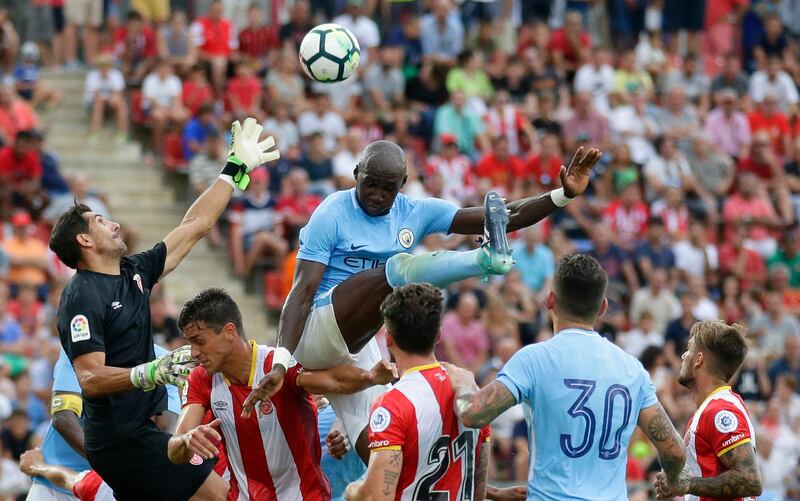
(677, 371, 693, 389)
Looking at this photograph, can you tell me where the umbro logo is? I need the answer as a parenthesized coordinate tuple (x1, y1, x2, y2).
(213, 400, 228, 411)
(350, 243, 368, 251)
(111, 302, 122, 310)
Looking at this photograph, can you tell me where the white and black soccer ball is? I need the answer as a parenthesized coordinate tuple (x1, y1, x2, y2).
(298, 23, 360, 83)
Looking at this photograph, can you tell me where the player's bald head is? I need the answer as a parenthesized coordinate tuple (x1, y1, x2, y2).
(358, 140, 406, 178)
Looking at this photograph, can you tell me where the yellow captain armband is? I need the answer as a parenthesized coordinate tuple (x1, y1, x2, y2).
(51, 393, 83, 417)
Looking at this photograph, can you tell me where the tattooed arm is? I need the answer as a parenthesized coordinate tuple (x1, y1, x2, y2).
(638, 403, 686, 484)
(654, 443, 762, 499)
(344, 449, 402, 501)
(473, 439, 489, 501)
(444, 363, 517, 428)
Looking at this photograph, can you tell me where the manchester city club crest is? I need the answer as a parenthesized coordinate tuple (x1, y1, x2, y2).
(398, 228, 414, 249)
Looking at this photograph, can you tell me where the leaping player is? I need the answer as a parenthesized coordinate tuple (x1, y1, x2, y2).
(243, 139, 602, 459)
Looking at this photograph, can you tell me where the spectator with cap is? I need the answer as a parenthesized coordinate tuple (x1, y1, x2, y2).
(420, 0, 464, 62)
(0, 130, 44, 215)
(2, 211, 48, 289)
(84, 52, 128, 145)
(703, 89, 751, 161)
(0, 83, 39, 146)
(229, 167, 287, 278)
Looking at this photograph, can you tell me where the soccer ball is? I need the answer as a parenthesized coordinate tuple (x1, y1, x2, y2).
(299, 23, 361, 83)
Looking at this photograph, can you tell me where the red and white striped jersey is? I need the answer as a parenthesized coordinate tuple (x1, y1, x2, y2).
(684, 386, 757, 501)
(72, 470, 113, 501)
(185, 342, 329, 501)
(367, 363, 490, 501)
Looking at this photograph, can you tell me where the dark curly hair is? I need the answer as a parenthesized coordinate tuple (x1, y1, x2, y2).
(380, 283, 443, 355)
(49, 203, 92, 269)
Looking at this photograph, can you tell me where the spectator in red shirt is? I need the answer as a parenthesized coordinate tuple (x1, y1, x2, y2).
(238, 4, 279, 76)
(0, 130, 44, 215)
(722, 172, 781, 258)
(226, 61, 263, 121)
(718, 221, 767, 291)
(547, 10, 590, 75)
(425, 133, 473, 202)
(748, 93, 792, 160)
(113, 11, 157, 85)
(518, 133, 563, 194)
(275, 168, 322, 241)
(475, 135, 523, 196)
(190, 0, 237, 95)
(738, 131, 794, 225)
(0, 84, 40, 146)
(182, 63, 213, 117)
(602, 182, 649, 251)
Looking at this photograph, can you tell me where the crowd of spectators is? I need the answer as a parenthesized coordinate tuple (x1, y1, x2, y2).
(2, 0, 800, 498)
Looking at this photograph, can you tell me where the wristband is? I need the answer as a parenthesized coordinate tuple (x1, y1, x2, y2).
(219, 157, 250, 190)
(271, 347, 292, 371)
(549, 187, 574, 208)
(130, 364, 156, 391)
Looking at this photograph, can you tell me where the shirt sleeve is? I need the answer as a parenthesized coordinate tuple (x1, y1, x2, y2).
(52, 349, 82, 393)
(698, 400, 752, 457)
(637, 364, 658, 410)
(125, 242, 167, 288)
(297, 202, 338, 266)
(418, 197, 460, 235)
(495, 345, 539, 405)
(184, 367, 211, 409)
(59, 290, 106, 361)
(367, 390, 412, 451)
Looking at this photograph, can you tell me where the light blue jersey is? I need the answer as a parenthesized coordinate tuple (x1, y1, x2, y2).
(154, 345, 181, 415)
(496, 329, 658, 501)
(318, 406, 366, 501)
(35, 349, 90, 493)
(298, 189, 459, 300)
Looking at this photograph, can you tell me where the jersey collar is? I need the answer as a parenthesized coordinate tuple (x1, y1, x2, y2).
(223, 340, 259, 387)
(403, 362, 440, 377)
(557, 328, 600, 337)
(703, 385, 731, 403)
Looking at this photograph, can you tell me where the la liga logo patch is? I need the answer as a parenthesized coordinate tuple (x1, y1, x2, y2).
(369, 407, 391, 433)
(714, 410, 739, 433)
(70, 315, 91, 342)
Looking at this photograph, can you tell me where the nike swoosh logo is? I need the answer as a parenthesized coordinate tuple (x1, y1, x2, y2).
(350, 244, 368, 251)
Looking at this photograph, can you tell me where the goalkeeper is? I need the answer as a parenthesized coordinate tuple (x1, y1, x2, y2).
(50, 118, 279, 501)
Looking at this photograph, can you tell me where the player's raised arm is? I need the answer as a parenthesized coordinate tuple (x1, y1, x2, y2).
(277, 259, 327, 353)
(344, 449, 403, 501)
(445, 363, 517, 429)
(447, 147, 603, 235)
(161, 118, 279, 279)
(298, 360, 398, 395)
(637, 403, 686, 489)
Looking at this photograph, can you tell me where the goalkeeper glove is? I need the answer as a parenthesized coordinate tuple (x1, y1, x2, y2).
(219, 117, 280, 190)
(130, 345, 198, 391)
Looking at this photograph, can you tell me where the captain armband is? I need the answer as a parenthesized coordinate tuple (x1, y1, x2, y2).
(51, 393, 83, 417)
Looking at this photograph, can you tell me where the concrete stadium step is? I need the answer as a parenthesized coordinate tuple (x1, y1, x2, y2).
(41, 69, 272, 342)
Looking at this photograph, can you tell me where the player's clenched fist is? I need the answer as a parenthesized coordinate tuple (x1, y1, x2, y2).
(130, 345, 198, 391)
(654, 470, 691, 499)
(367, 359, 398, 386)
(181, 418, 223, 460)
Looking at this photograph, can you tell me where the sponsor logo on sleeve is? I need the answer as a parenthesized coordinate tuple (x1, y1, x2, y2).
(189, 454, 204, 465)
(70, 315, 91, 342)
(714, 410, 739, 433)
(369, 439, 390, 449)
(721, 433, 747, 448)
(370, 406, 391, 433)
